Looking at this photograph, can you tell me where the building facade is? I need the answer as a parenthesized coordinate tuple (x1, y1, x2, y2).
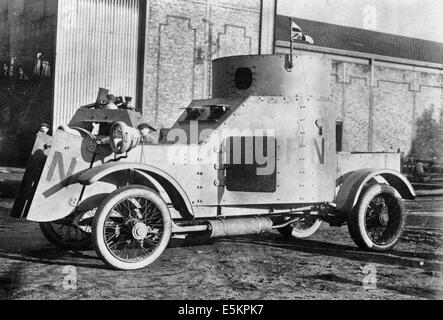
(142, 0, 268, 127)
(0, 0, 275, 166)
(275, 16, 443, 158)
(52, 0, 275, 129)
(1, 2, 442, 166)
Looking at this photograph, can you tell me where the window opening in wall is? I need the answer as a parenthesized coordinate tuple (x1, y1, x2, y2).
(336, 121, 343, 152)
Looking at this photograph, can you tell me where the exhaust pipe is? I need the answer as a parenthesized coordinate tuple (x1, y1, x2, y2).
(209, 217, 273, 238)
(173, 217, 274, 238)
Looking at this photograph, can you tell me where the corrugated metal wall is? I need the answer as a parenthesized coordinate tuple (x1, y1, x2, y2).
(53, 0, 141, 128)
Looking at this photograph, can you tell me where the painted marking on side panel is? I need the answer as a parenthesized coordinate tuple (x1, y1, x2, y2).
(314, 138, 325, 165)
(46, 152, 78, 182)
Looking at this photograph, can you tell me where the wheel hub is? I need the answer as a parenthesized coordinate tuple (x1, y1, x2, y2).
(132, 222, 149, 241)
(379, 211, 390, 226)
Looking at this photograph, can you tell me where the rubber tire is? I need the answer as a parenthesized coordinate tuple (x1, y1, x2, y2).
(348, 184, 406, 252)
(93, 185, 172, 270)
(39, 222, 91, 251)
(278, 219, 322, 239)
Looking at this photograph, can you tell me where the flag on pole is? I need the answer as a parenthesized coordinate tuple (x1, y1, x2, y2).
(290, 19, 315, 45)
(291, 20, 303, 41)
(303, 35, 315, 45)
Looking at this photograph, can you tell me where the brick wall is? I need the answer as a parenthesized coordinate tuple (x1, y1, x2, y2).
(332, 62, 371, 152)
(143, 0, 261, 128)
(330, 59, 443, 156)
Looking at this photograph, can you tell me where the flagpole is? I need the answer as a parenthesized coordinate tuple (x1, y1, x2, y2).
(289, 17, 294, 69)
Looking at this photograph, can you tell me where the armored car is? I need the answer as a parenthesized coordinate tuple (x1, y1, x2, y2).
(12, 54, 415, 270)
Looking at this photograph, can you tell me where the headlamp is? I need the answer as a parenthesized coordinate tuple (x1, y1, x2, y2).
(109, 121, 141, 154)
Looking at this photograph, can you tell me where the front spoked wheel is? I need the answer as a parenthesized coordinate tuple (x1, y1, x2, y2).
(93, 186, 172, 270)
(348, 184, 406, 251)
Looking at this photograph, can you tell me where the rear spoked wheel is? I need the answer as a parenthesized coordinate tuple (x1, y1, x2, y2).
(348, 184, 406, 251)
(278, 216, 322, 239)
(39, 219, 92, 251)
(93, 186, 172, 270)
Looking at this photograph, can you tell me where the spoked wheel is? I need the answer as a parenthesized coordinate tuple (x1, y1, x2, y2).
(348, 184, 406, 251)
(93, 186, 172, 270)
(278, 216, 322, 239)
(39, 219, 92, 250)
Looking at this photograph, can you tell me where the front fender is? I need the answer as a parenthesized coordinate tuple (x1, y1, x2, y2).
(77, 162, 194, 219)
(336, 168, 416, 213)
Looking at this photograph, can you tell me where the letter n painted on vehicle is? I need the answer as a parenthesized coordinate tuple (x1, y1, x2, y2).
(46, 152, 77, 182)
(314, 138, 325, 165)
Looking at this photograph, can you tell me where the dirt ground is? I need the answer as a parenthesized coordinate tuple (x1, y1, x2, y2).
(0, 197, 442, 300)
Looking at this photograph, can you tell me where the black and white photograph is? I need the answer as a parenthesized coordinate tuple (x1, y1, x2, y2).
(0, 0, 442, 303)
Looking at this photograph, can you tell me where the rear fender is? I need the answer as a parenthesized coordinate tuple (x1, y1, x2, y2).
(336, 169, 416, 213)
